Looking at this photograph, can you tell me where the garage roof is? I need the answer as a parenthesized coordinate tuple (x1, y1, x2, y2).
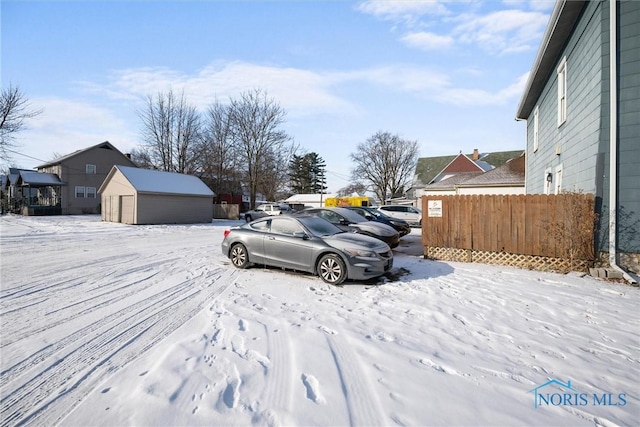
(104, 165, 214, 196)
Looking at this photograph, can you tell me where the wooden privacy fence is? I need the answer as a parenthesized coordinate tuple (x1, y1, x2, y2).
(421, 194, 596, 272)
(213, 204, 240, 220)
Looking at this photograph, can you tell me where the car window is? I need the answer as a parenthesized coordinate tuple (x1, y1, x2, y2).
(256, 205, 267, 212)
(298, 216, 342, 236)
(318, 210, 341, 223)
(336, 208, 366, 223)
(249, 218, 270, 231)
(270, 217, 303, 236)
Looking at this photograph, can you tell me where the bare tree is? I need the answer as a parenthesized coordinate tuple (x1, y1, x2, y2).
(228, 89, 292, 208)
(350, 131, 419, 203)
(198, 101, 240, 197)
(258, 141, 299, 201)
(138, 89, 201, 173)
(128, 146, 155, 169)
(0, 84, 42, 162)
(337, 182, 368, 197)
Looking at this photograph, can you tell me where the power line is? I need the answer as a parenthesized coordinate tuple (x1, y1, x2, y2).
(2, 148, 49, 164)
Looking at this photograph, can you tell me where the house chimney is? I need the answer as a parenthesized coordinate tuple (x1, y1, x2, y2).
(473, 148, 479, 160)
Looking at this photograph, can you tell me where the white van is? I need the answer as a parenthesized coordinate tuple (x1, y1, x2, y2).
(376, 205, 422, 227)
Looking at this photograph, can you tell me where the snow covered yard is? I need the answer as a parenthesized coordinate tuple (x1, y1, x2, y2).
(0, 214, 638, 427)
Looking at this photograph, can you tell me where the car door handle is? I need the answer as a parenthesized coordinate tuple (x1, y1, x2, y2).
(268, 236, 276, 240)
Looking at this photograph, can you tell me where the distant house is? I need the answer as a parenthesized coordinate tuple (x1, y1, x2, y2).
(3, 168, 65, 215)
(36, 141, 136, 215)
(515, 0, 639, 276)
(411, 149, 524, 197)
(99, 165, 214, 225)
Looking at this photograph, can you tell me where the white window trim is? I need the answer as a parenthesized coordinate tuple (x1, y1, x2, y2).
(86, 164, 96, 174)
(533, 105, 539, 152)
(75, 186, 86, 198)
(554, 164, 563, 195)
(86, 187, 97, 198)
(557, 57, 567, 127)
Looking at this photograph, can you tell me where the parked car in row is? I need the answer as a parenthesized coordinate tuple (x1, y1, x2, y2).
(297, 207, 400, 248)
(377, 205, 422, 227)
(221, 215, 393, 285)
(343, 206, 412, 237)
(244, 203, 292, 222)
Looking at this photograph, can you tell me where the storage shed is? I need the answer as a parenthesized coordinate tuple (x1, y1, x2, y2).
(99, 165, 214, 225)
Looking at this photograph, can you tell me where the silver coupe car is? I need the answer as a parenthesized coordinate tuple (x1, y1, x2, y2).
(221, 214, 393, 285)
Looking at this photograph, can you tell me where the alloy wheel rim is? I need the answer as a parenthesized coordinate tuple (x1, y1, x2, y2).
(321, 258, 340, 282)
(232, 247, 246, 266)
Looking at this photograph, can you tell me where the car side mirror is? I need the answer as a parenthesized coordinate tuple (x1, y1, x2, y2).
(292, 231, 308, 239)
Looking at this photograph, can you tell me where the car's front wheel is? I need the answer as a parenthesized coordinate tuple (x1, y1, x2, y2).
(230, 243, 250, 268)
(245, 214, 252, 222)
(318, 253, 347, 285)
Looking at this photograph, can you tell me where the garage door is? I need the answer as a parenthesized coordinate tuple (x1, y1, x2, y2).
(120, 195, 134, 224)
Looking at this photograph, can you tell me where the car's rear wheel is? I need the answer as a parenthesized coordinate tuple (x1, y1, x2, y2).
(318, 253, 347, 285)
(230, 243, 250, 268)
(245, 215, 252, 222)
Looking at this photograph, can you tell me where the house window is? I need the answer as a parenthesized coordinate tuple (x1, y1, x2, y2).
(86, 164, 96, 174)
(86, 187, 97, 198)
(533, 106, 539, 152)
(75, 186, 85, 198)
(557, 57, 567, 126)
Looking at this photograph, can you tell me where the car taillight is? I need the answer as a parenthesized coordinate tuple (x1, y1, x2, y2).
(223, 230, 231, 238)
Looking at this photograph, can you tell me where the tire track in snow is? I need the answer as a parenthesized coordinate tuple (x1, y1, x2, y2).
(0, 275, 194, 388)
(0, 256, 190, 345)
(326, 333, 385, 426)
(258, 320, 294, 426)
(0, 268, 238, 427)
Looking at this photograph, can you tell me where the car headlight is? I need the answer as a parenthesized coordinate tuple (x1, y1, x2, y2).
(342, 248, 377, 258)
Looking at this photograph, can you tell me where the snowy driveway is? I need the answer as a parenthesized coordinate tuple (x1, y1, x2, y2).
(0, 215, 638, 426)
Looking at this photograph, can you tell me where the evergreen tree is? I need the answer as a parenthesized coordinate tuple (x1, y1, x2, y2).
(289, 152, 327, 194)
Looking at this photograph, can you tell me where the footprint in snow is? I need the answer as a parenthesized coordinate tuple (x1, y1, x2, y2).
(452, 313, 467, 326)
(419, 358, 459, 376)
(302, 374, 326, 404)
(317, 325, 337, 335)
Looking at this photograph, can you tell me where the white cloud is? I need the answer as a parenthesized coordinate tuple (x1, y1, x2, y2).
(353, 65, 451, 93)
(436, 72, 530, 107)
(12, 97, 138, 168)
(356, 0, 449, 19)
(96, 62, 357, 118)
(453, 9, 549, 55)
(401, 31, 454, 50)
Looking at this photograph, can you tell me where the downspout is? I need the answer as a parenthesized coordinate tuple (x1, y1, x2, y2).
(608, 0, 637, 284)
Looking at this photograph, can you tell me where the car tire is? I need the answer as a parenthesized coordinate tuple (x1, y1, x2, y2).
(318, 253, 347, 285)
(230, 243, 250, 268)
(245, 215, 252, 222)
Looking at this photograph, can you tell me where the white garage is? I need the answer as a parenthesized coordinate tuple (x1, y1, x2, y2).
(99, 165, 214, 225)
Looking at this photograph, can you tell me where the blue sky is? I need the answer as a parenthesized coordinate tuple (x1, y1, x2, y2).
(2, 0, 554, 192)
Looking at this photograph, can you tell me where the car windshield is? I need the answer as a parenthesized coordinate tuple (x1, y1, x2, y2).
(335, 208, 368, 223)
(363, 208, 384, 219)
(297, 216, 343, 237)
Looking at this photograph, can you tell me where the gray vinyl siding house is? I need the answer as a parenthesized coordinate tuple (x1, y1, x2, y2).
(99, 165, 214, 225)
(516, 0, 639, 275)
